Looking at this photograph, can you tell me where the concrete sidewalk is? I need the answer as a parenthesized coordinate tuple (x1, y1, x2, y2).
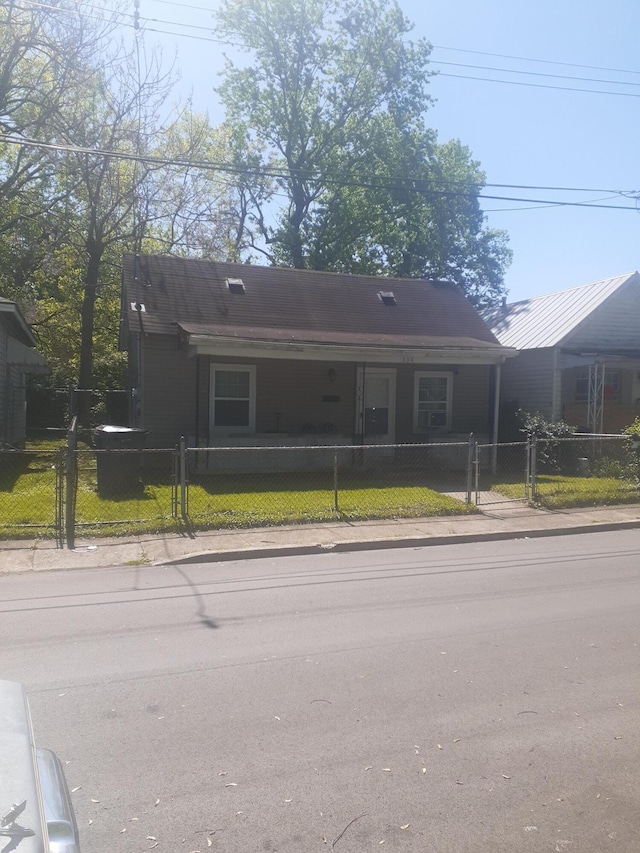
(1, 500, 639, 574)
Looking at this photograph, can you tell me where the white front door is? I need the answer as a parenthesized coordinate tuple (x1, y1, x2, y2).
(356, 368, 396, 444)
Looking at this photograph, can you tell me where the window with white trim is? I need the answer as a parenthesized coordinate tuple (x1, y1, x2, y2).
(413, 372, 452, 432)
(210, 364, 256, 430)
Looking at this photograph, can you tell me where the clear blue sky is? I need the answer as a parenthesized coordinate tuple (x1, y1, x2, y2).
(138, 0, 640, 303)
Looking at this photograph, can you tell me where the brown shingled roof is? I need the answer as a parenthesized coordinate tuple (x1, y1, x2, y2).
(121, 253, 501, 350)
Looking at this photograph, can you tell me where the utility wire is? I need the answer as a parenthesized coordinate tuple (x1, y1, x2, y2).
(17, 2, 640, 98)
(434, 59, 640, 89)
(437, 72, 640, 99)
(430, 43, 640, 78)
(1, 132, 638, 211)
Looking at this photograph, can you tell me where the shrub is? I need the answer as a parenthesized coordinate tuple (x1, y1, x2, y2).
(518, 410, 576, 472)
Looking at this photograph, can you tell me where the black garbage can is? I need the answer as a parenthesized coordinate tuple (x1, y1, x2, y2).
(92, 425, 148, 497)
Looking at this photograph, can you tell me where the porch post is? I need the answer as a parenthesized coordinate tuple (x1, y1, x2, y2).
(491, 363, 501, 474)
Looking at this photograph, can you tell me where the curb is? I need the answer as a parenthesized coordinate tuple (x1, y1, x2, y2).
(160, 518, 640, 565)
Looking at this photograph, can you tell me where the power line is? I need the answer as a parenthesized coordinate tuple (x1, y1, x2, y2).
(437, 72, 640, 99)
(1, 132, 638, 211)
(430, 44, 640, 78)
(433, 59, 640, 89)
(17, 2, 640, 99)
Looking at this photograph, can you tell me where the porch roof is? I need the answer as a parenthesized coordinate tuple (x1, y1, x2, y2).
(181, 322, 512, 365)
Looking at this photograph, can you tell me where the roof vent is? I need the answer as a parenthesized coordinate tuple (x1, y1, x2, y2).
(226, 277, 245, 294)
(378, 291, 396, 306)
(130, 301, 146, 312)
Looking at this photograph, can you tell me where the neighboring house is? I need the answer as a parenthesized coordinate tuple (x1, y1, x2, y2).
(0, 297, 48, 446)
(119, 253, 515, 451)
(484, 271, 640, 435)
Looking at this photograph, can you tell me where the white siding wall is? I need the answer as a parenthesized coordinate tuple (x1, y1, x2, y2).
(567, 279, 640, 350)
(499, 348, 555, 418)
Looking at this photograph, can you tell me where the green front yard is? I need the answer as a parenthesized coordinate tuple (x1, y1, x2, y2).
(2, 442, 639, 539)
(492, 473, 639, 509)
(0, 446, 475, 538)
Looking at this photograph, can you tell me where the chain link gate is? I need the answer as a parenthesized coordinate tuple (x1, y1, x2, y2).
(473, 440, 531, 506)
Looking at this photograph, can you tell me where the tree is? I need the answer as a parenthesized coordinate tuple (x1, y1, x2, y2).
(216, 0, 510, 306)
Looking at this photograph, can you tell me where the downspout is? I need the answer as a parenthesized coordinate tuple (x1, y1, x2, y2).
(491, 363, 501, 473)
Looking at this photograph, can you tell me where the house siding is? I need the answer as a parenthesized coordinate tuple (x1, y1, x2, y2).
(6, 365, 26, 445)
(499, 348, 556, 419)
(141, 335, 197, 447)
(565, 279, 640, 351)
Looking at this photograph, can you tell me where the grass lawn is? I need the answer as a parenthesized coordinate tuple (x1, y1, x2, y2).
(492, 474, 639, 509)
(187, 470, 475, 529)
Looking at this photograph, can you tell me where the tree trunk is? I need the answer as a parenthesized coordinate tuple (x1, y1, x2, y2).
(77, 242, 102, 428)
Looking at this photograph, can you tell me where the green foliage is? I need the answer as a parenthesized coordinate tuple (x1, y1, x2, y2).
(622, 417, 640, 439)
(518, 410, 577, 472)
(216, 0, 510, 305)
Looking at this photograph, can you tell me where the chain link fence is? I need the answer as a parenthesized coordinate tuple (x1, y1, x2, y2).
(531, 435, 640, 508)
(1, 433, 638, 547)
(0, 447, 62, 541)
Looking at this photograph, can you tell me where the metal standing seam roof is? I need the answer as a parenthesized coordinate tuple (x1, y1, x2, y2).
(121, 253, 505, 351)
(483, 272, 640, 349)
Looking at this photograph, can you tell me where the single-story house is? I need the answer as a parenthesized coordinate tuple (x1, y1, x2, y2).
(0, 297, 48, 446)
(119, 253, 516, 453)
(484, 271, 640, 434)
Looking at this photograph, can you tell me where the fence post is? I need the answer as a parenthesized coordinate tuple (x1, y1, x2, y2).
(333, 451, 339, 512)
(65, 416, 78, 549)
(465, 433, 475, 505)
(180, 435, 187, 520)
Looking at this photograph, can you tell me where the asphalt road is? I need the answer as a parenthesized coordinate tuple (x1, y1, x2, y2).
(1, 530, 640, 853)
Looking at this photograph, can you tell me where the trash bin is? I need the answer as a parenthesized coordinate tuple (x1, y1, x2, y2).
(92, 425, 147, 497)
